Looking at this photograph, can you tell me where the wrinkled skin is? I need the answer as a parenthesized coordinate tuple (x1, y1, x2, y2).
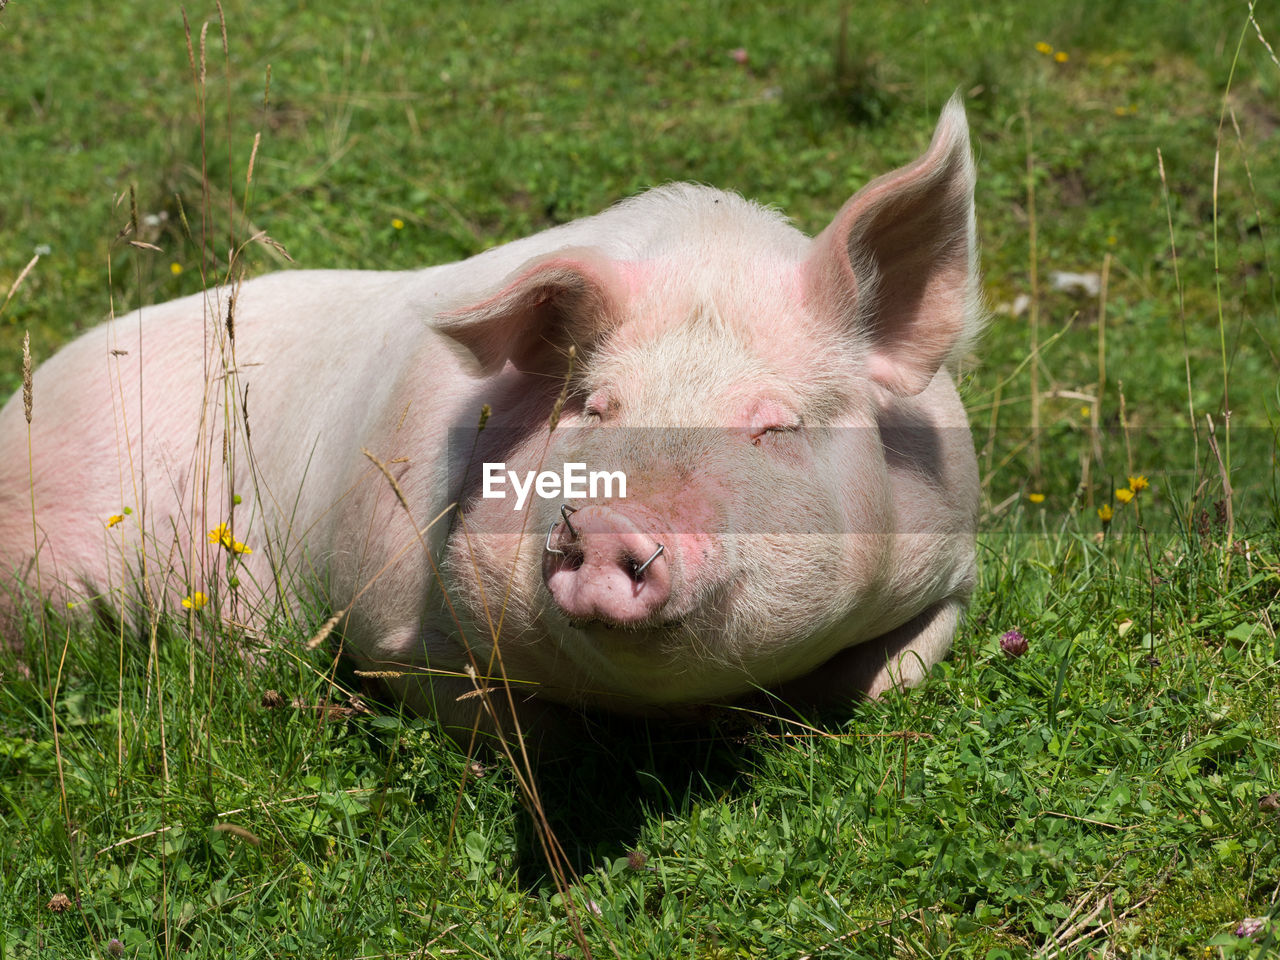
(0, 98, 982, 738)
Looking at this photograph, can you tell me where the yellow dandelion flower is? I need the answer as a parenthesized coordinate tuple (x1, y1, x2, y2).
(1080, 406, 1091, 418)
(231, 539, 253, 555)
(392, 218, 405, 230)
(1097, 504, 1114, 522)
(182, 591, 208, 610)
(1128, 475, 1149, 491)
(1115, 487, 1134, 504)
(170, 262, 183, 275)
(106, 514, 125, 528)
(1028, 493, 1046, 504)
(1054, 51, 1069, 63)
(1035, 41, 1053, 55)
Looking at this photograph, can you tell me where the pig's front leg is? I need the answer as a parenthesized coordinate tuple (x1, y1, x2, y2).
(773, 598, 964, 706)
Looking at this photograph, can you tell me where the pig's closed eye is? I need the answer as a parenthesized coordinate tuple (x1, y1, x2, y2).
(750, 422, 801, 446)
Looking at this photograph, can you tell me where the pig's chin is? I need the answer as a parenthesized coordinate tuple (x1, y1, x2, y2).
(552, 615, 694, 660)
(535, 589, 768, 709)
(538, 585, 694, 646)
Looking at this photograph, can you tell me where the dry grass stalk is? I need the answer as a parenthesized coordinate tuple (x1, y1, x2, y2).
(447, 661, 595, 954)
(181, 9, 196, 77)
(217, 2, 229, 76)
(129, 183, 140, 238)
(22, 331, 32, 424)
(362, 448, 410, 514)
(290, 697, 368, 721)
(548, 344, 576, 433)
(1036, 887, 1158, 958)
(251, 231, 294, 261)
(2, 255, 40, 318)
(199, 20, 209, 88)
(1251, 0, 1280, 67)
(226, 286, 238, 340)
(240, 383, 251, 443)
(212, 823, 261, 846)
(304, 611, 345, 651)
(245, 131, 261, 191)
(175, 191, 193, 240)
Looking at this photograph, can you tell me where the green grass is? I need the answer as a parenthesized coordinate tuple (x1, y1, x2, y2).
(2, 0, 1279, 956)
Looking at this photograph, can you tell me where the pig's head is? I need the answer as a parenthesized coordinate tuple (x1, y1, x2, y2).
(435, 97, 980, 713)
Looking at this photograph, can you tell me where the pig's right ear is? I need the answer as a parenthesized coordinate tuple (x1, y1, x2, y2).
(806, 95, 980, 397)
(434, 249, 626, 375)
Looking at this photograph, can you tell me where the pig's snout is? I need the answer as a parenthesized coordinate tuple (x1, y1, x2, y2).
(543, 505, 671, 626)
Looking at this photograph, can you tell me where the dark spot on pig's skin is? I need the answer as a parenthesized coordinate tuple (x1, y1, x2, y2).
(876, 404, 944, 484)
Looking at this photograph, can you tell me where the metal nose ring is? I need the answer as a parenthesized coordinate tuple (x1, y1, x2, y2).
(543, 504, 664, 574)
(544, 504, 580, 557)
(633, 543, 665, 576)
(559, 503, 578, 537)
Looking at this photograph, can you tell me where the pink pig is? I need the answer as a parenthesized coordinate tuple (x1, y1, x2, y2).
(0, 98, 981, 733)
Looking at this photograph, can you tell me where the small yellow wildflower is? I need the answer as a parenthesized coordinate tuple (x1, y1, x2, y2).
(1054, 51, 1069, 63)
(1115, 487, 1134, 504)
(1128, 475, 1149, 492)
(1035, 41, 1053, 55)
(1106, 234, 1118, 246)
(170, 262, 183, 275)
(1028, 493, 1046, 504)
(182, 591, 208, 610)
(391, 218, 405, 230)
(1080, 406, 1091, 418)
(1097, 504, 1114, 522)
(208, 522, 253, 555)
(106, 514, 125, 528)
(66, 601, 77, 610)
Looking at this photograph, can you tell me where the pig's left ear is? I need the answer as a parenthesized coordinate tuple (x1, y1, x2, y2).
(807, 95, 980, 396)
(435, 249, 626, 375)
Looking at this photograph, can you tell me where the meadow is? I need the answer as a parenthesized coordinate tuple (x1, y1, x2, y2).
(1, 0, 1278, 956)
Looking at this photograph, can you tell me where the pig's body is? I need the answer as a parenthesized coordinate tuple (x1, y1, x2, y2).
(0, 99, 982, 732)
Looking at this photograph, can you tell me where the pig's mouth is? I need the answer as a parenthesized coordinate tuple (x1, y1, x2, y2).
(541, 503, 681, 630)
